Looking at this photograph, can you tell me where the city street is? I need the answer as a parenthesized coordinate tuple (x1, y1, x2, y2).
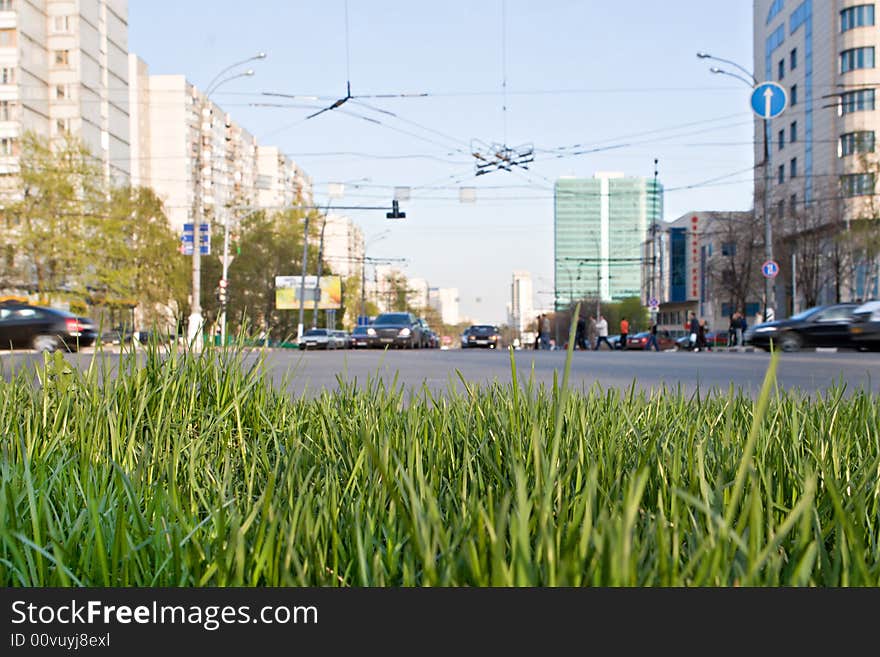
(3, 347, 878, 398)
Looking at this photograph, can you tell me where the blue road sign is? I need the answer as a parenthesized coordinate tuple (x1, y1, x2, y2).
(750, 82, 787, 120)
(181, 244, 210, 256)
(761, 260, 780, 278)
(183, 223, 209, 233)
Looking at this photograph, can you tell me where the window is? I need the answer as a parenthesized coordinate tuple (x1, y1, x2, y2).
(767, 0, 784, 24)
(841, 172, 875, 196)
(790, 194, 797, 213)
(790, 158, 797, 178)
(55, 118, 69, 134)
(841, 4, 875, 32)
(0, 67, 13, 84)
(0, 1, 12, 11)
(790, 121, 798, 143)
(790, 48, 798, 70)
(778, 164, 785, 184)
(790, 84, 798, 105)
(839, 130, 875, 156)
(0, 100, 11, 121)
(51, 15, 71, 33)
(55, 84, 70, 100)
(841, 88, 876, 114)
(777, 199, 785, 219)
(53, 50, 69, 66)
(778, 129, 785, 150)
(778, 59, 785, 80)
(0, 29, 15, 48)
(721, 242, 736, 256)
(841, 47, 875, 73)
(0, 137, 15, 156)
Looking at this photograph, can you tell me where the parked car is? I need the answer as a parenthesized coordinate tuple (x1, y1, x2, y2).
(675, 330, 728, 351)
(625, 329, 677, 351)
(0, 303, 96, 352)
(100, 325, 138, 346)
(300, 328, 340, 350)
(425, 329, 440, 349)
(331, 330, 352, 349)
(367, 312, 424, 349)
(461, 324, 503, 349)
(744, 303, 863, 352)
(350, 325, 372, 348)
(849, 300, 880, 351)
(416, 318, 434, 348)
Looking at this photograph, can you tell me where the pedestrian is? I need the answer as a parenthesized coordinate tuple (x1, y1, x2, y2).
(735, 311, 747, 351)
(594, 314, 613, 350)
(587, 315, 597, 351)
(575, 314, 586, 350)
(541, 314, 551, 350)
(687, 311, 699, 350)
(765, 307, 776, 322)
(644, 317, 660, 351)
(696, 318, 708, 352)
(727, 312, 737, 347)
(534, 315, 542, 350)
(619, 316, 629, 350)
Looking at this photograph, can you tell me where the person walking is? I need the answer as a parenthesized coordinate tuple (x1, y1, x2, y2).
(727, 313, 737, 348)
(687, 311, 699, 351)
(735, 311, 747, 352)
(696, 318, 709, 352)
(587, 315, 597, 351)
(541, 314, 551, 350)
(619, 316, 629, 350)
(575, 314, 586, 350)
(534, 315, 542, 350)
(644, 318, 660, 351)
(594, 314, 613, 350)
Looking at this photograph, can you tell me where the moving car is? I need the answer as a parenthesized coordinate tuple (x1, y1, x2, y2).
(367, 312, 424, 349)
(351, 325, 372, 348)
(625, 329, 677, 350)
(675, 330, 728, 351)
(744, 303, 863, 352)
(0, 302, 97, 352)
(849, 300, 880, 350)
(461, 324, 503, 349)
(300, 328, 341, 350)
(331, 330, 352, 349)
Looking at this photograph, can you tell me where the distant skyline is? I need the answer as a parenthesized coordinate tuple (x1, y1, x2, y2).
(130, 1, 754, 324)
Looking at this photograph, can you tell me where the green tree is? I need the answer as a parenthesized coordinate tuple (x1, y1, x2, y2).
(5, 132, 104, 301)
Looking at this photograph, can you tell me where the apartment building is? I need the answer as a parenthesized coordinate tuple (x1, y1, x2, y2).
(0, 0, 129, 192)
(755, 0, 880, 303)
(320, 213, 364, 280)
(509, 270, 534, 335)
(256, 145, 312, 212)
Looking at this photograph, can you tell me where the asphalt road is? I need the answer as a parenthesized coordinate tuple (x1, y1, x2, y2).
(2, 346, 879, 398)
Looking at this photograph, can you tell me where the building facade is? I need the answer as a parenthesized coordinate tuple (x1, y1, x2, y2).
(554, 172, 663, 308)
(429, 287, 460, 326)
(509, 270, 534, 335)
(755, 0, 880, 306)
(320, 213, 364, 281)
(0, 0, 129, 192)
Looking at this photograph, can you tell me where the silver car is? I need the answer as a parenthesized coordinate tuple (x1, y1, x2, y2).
(300, 328, 339, 350)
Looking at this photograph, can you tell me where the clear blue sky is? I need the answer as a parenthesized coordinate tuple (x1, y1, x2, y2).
(130, 1, 755, 325)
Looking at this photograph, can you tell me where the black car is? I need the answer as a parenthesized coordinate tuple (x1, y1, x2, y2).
(351, 325, 372, 348)
(461, 324, 503, 349)
(744, 303, 863, 352)
(0, 303, 97, 352)
(849, 300, 880, 350)
(367, 312, 424, 349)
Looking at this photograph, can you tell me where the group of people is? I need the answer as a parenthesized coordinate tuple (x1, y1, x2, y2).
(533, 313, 651, 351)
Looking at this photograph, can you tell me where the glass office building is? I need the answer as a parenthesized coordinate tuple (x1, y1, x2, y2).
(554, 172, 663, 308)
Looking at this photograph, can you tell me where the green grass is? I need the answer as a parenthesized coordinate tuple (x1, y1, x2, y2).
(1, 320, 879, 586)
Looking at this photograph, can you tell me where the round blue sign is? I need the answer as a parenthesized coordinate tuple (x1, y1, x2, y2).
(761, 260, 780, 278)
(751, 82, 788, 120)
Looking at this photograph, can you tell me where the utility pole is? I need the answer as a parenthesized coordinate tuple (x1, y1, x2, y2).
(311, 202, 333, 329)
(762, 117, 775, 320)
(188, 94, 206, 351)
(297, 212, 311, 341)
(650, 158, 659, 315)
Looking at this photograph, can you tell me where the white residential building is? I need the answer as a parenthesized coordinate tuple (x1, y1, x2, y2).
(0, 0, 130, 193)
(407, 277, 429, 312)
(256, 145, 312, 211)
(510, 270, 534, 335)
(429, 287, 460, 326)
(319, 213, 363, 280)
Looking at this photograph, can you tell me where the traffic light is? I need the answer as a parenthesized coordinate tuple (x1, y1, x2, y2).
(218, 278, 228, 305)
(386, 199, 406, 219)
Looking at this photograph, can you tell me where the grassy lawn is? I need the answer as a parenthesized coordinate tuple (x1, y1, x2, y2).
(1, 330, 878, 586)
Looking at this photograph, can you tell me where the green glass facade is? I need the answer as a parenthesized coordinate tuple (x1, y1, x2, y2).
(554, 175, 662, 308)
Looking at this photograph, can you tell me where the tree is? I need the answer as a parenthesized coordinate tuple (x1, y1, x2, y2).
(3, 132, 104, 301)
(704, 211, 764, 317)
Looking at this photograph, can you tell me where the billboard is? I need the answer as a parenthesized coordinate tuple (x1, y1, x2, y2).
(275, 275, 342, 310)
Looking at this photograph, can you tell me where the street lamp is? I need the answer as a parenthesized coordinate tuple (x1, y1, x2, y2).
(188, 52, 266, 352)
(361, 230, 391, 321)
(698, 51, 776, 320)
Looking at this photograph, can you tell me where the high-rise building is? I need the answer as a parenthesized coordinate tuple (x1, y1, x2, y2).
(554, 172, 662, 307)
(510, 270, 534, 335)
(755, 0, 880, 303)
(429, 287, 460, 326)
(256, 145, 312, 211)
(321, 214, 364, 280)
(0, 0, 130, 193)
(407, 277, 429, 312)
